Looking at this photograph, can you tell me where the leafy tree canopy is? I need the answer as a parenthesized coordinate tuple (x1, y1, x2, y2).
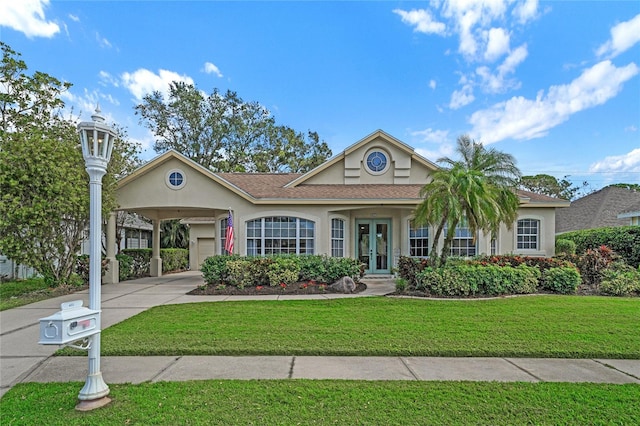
(608, 183, 640, 192)
(518, 174, 588, 200)
(0, 42, 140, 285)
(135, 82, 331, 173)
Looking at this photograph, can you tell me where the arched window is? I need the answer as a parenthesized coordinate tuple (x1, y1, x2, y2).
(517, 219, 540, 250)
(246, 217, 315, 256)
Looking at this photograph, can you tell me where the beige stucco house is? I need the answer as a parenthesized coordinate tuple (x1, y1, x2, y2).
(104, 130, 568, 283)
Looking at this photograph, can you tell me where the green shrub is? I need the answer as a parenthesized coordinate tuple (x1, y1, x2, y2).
(414, 264, 540, 297)
(201, 255, 238, 285)
(599, 264, 640, 296)
(121, 249, 152, 278)
(416, 267, 469, 297)
(542, 267, 581, 294)
(161, 249, 189, 273)
(324, 257, 361, 282)
(397, 256, 428, 287)
(395, 277, 408, 293)
(555, 239, 576, 256)
(116, 253, 134, 282)
(298, 255, 328, 282)
(558, 226, 640, 268)
(267, 256, 301, 286)
(226, 259, 253, 289)
(575, 245, 617, 288)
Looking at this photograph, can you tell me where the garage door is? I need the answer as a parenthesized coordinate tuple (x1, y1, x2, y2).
(197, 238, 216, 269)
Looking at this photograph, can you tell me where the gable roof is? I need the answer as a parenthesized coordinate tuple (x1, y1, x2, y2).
(117, 134, 569, 208)
(556, 186, 640, 233)
(285, 129, 439, 188)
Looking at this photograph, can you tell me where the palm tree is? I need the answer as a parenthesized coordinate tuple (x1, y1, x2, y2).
(160, 219, 189, 249)
(414, 135, 521, 267)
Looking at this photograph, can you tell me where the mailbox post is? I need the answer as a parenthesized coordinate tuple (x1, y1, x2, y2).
(76, 107, 116, 410)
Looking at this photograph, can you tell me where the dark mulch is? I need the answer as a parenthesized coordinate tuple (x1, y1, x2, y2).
(188, 282, 367, 296)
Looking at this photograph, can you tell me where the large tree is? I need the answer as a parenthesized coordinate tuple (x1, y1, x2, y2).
(518, 174, 586, 200)
(414, 135, 521, 267)
(0, 42, 140, 284)
(135, 82, 331, 173)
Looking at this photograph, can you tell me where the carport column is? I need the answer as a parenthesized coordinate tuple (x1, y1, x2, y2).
(103, 212, 119, 284)
(150, 219, 162, 277)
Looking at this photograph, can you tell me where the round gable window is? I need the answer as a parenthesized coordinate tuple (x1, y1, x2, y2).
(365, 150, 389, 174)
(166, 169, 186, 190)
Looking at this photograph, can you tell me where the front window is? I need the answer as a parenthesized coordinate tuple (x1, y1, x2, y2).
(409, 221, 429, 257)
(517, 219, 539, 250)
(447, 220, 477, 257)
(331, 219, 345, 257)
(246, 217, 315, 256)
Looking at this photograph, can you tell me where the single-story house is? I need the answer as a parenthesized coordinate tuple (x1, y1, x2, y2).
(617, 201, 640, 226)
(556, 186, 640, 234)
(105, 130, 569, 283)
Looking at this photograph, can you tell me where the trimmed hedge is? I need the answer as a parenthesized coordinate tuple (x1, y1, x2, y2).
(201, 254, 361, 287)
(557, 226, 640, 268)
(542, 267, 581, 294)
(119, 248, 189, 281)
(415, 264, 540, 297)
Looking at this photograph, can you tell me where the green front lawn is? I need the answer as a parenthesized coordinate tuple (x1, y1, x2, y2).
(0, 278, 69, 311)
(65, 296, 640, 358)
(2, 381, 638, 425)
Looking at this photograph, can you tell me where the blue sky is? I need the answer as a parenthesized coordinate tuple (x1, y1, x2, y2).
(2, 0, 639, 190)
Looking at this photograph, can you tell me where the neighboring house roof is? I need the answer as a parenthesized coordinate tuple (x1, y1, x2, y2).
(556, 186, 640, 233)
(122, 213, 153, 231)
(618, 200, 640, 219)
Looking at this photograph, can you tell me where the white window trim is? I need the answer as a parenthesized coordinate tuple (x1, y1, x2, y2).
(246, 216, 316, 256)
(363, 148, 391, 176)
(165, 169, 186, 190)
(329, 215, 349, 258)
(408, 219, 430, 258)
(515, 217, 542, 254)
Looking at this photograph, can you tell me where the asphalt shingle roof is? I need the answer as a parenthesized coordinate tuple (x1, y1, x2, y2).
(556, 186, 640, 233)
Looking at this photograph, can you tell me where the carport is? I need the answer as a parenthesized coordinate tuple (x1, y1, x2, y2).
(105, 150, 250, 283)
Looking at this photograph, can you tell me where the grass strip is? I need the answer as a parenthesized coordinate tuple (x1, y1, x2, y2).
(2, 380, 638, 425)
(62, 296, 640, 358)
(0, 278, 64, 311)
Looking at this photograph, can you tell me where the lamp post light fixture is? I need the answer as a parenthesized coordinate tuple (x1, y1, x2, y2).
(76, 106, 115, 411)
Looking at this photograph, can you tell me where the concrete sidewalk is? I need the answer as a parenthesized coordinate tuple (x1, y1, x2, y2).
(2, 271, 639, 399)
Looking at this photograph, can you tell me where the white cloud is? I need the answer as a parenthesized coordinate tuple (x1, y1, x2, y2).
(411, 128, 450, 144)
(596, 13, 640, 59)
(477, 43, 528, 93)
(469, 60, 639, 143)
(449, 83, 475, 109)
(484, 27, 510, 62)
(441, 0, 509, 58)
(429, 79, 437, 89)
(0, 0, 59, 38)
(203, 62, 223, 78)
(68, 13, 79, 22)
(393, 9, 446, 35)
(98, 71, 120, 88)
(96, 32, 112, 49)
(513, 0, 539, 24)
(589, 148, 640, 173)
(121, 68, 194, 101)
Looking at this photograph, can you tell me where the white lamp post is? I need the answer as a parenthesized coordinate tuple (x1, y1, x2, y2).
(76, 107, 115, 411)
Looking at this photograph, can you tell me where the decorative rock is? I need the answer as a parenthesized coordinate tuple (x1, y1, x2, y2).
(329, 276, 356, 293)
